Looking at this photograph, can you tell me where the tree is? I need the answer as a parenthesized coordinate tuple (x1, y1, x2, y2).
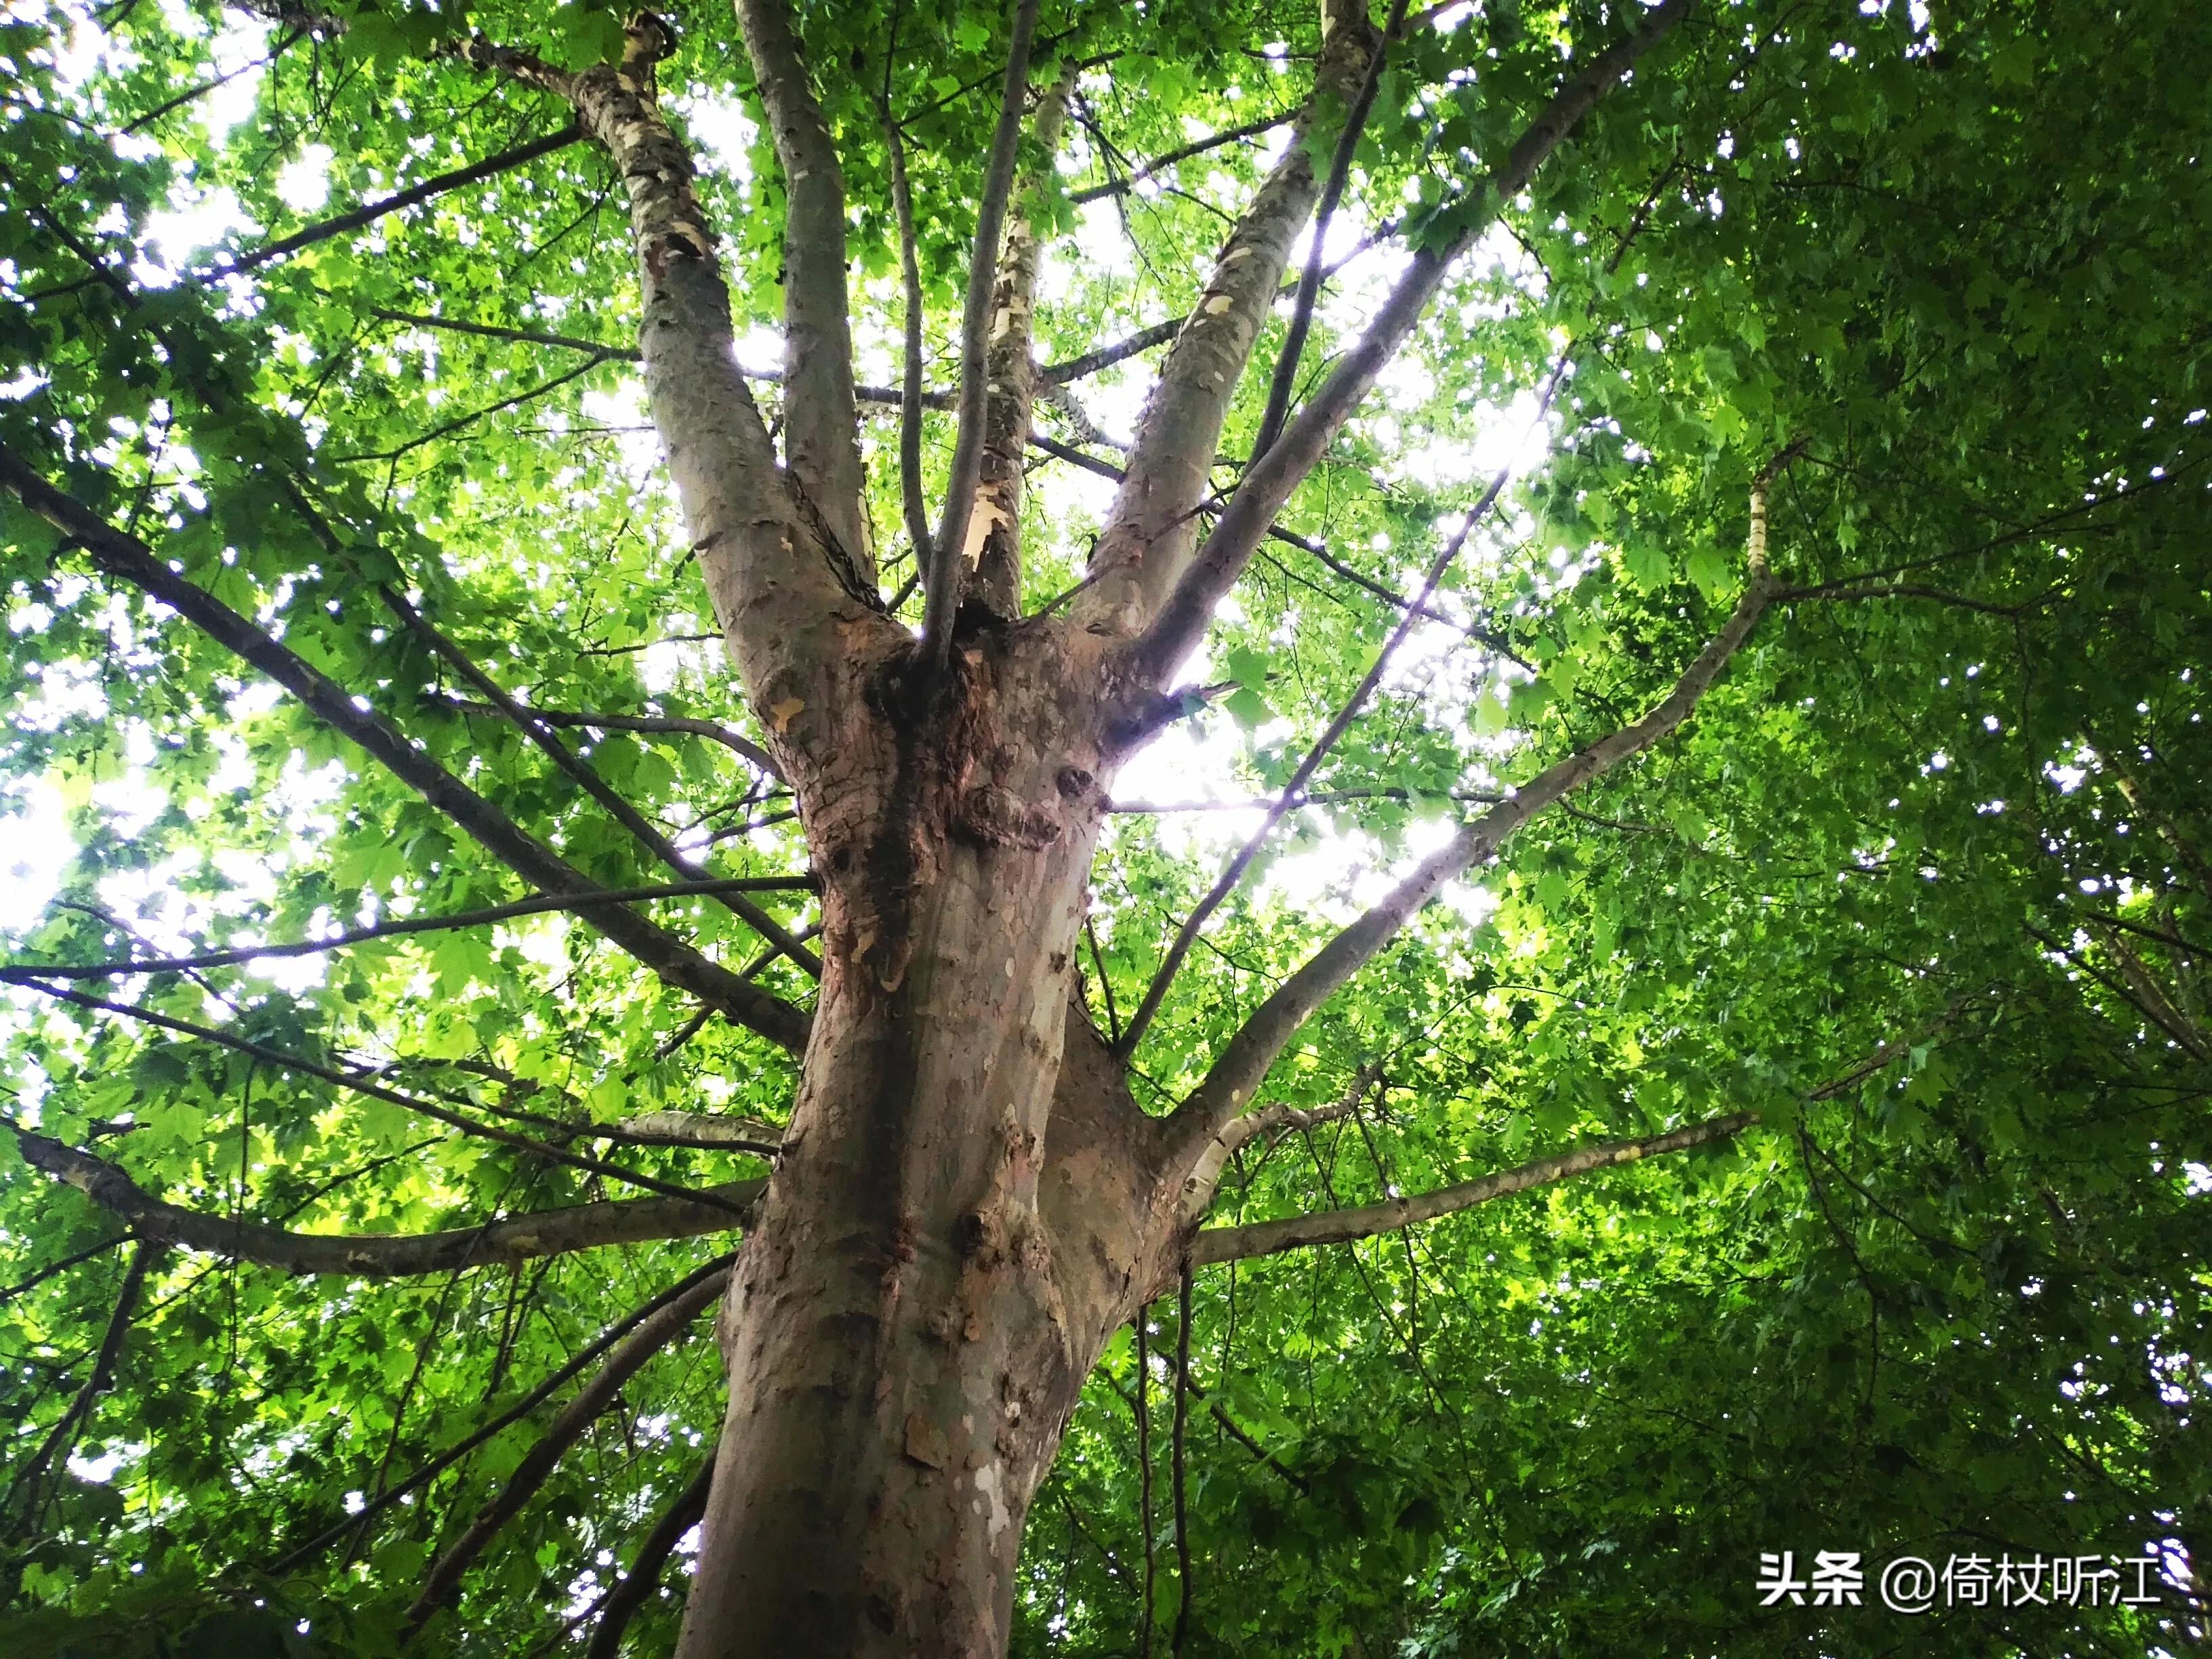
(0, 0, 2206, 1652)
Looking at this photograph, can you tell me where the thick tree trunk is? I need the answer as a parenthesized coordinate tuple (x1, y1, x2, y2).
(676, 628, 1179, 1659)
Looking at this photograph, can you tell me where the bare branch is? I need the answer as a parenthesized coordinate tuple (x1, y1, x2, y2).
(1069, 111, 1295, 204)
(0, 449, 810, 1052)
(406, 1263, 728, 1628)
(1189, 1112, 1755, 1267)
(1135, 0, 1696, 676)
(737, 0, 867, 565)
(5, 1123, 759, 1277)
(1164, 462, 1776, 1164)
(924, 0, 1044, 663)
(615, 1110, 785, 1155)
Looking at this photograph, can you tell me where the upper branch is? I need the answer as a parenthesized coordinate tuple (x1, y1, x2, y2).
(1116, 365, 1560, 1058)
(881, 39, 935, 577)
(1163, 462, 1776, 1167)
(1074, 0, 1382, 634)
(923, 0, 1044, 663)
(968, 63, 1076, 619)
(1133, 0, 1696, 677)
(737, 0, 867, 563)
(1250, 0, 1410, 461)
(7, 1124, 760, 1277)
(563, 17, 897, 760)
(0, 450, 811, 1052)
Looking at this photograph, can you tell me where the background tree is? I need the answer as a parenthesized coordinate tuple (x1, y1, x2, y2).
(0, 0, 2206, 1655)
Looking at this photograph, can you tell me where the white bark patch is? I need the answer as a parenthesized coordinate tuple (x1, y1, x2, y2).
(975, 1460, 1011, 1544)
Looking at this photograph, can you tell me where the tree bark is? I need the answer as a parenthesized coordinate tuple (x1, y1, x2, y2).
(673, 628, 1183, 1659)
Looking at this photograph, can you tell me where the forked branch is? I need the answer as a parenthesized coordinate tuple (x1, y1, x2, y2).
(737, 0, 867, 562)
(1134, 0, 1696, 675)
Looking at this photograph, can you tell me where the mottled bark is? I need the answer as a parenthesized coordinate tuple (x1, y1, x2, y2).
(969, 68, 1076, 619)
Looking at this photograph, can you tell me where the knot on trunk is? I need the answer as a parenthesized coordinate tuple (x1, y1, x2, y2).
(955, 782, 1062, 849)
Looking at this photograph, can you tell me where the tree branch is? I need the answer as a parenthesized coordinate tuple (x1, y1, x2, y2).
(971, 62, 1076, 619)
(737, 0, 867, 565)
(1164, 459, 1776, 1164)
(880, 26, 935, 577)
(1068, 111, 1294, 204)
(1117, 364, 1559, 1057)
(12, 979, 755, 1215)
(0, 450, 810, 1051)
(230, 125, 583, 274)
(5, 1123, 760, 1277)
(582, 1451, 716, 1659)
(924, 0, 1044, 663)
(387, 590, 821, 977)
(1, 877, 813, 981)
(1133, 0, 1696, 676)
(615, 1110, 785, 1154)
(1075, 0, 1383, 635)
(433, 697, 782, 779)
(1250, 0, 1409, 461)
(1189, 1111, 1755, 1267)
(266, 1254, 735, 1572)
(405, 1261, 728, 1629)
(1177, 1065, 1381, 1225)
(3, 1242, 160, 1525)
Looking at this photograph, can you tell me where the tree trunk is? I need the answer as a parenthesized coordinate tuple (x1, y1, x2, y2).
(676, 628, 1180, 1659)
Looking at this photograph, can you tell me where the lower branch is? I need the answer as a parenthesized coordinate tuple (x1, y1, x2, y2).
(406, 1263, 729, 1629)
(2, 878, 811, 981)
(1189, 1112, 1755, 1267)
(582, 1451, 717, 1659)
(6, 1124, 760, 1277)
(3, 1242, 161, 1526)
(268, 1254, 735, 1573)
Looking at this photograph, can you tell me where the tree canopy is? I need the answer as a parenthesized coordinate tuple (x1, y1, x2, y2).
(0, 0, 2207, 1654)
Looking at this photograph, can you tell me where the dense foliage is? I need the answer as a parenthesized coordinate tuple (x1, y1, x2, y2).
(0, 0, 2205, 1654)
